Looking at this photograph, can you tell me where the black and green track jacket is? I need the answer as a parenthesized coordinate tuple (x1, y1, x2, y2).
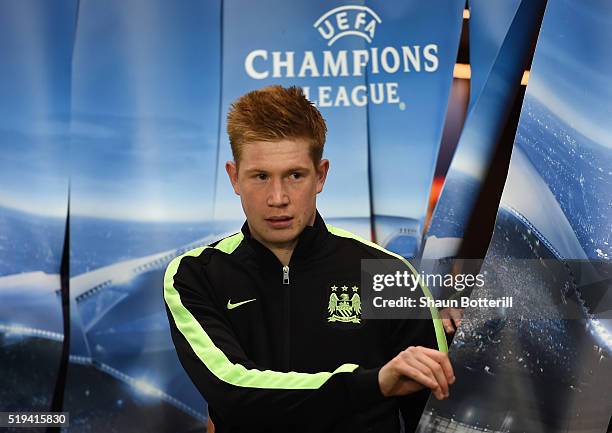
(164, 211, 447, 433)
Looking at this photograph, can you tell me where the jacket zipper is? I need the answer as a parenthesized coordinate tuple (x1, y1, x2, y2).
(283, 264, 290, 370)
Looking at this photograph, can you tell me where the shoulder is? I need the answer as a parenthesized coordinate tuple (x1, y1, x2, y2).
(164, 231, 245, 277)
(325, 223, 403, 261)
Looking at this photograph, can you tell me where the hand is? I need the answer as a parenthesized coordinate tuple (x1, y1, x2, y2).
(440, 307, 464, 334)
(378, 346, 455, 400)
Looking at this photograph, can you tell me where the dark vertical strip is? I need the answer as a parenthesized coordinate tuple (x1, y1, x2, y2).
(463, 0, 470, 64)
(47, 2, 79, 430)
(428, 3, 471, 213)
(47, 187, 70, 433)
(457, 84, 525, 260)
(212, 0, 224, 218)
(457, 0, 547, 260)
(364, 2, 375, 243)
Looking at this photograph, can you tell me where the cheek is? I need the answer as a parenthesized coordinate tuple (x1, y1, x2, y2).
(293, 185, 317, 208)
(240, 185, 264, 207)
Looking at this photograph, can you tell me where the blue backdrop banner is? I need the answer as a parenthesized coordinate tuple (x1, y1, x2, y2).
(417, 0, 612, 431)
(0, 0, 74, 413)
(65, 0, 224, 430)
(423, 0, 544, 262)
(367, 0, 463, 258)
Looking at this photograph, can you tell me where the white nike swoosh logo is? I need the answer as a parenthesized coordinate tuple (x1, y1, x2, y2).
(226, 298, 257, 310)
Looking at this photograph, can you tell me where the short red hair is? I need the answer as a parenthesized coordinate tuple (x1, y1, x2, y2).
(227, 85, 327, 164)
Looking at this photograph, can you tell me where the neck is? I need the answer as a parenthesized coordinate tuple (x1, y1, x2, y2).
(249, 232, 297, 266)
(267, 242, 297, 266)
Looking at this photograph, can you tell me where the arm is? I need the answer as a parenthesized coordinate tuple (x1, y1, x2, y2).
(163, 251, 385, 429)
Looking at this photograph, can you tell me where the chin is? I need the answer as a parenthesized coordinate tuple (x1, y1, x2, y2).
(266, 230, 298, 244)
(259, 227, 299, 245)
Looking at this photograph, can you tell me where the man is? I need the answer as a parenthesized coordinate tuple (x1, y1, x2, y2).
(164, 85, 454, 433)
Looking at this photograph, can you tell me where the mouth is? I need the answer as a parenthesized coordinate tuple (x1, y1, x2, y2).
(265, 216, 293, 229)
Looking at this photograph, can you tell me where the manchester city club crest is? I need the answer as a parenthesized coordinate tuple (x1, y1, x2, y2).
(327, 285, 361, 323)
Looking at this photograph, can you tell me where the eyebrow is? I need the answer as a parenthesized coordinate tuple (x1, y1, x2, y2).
(243, 166, 312, 175)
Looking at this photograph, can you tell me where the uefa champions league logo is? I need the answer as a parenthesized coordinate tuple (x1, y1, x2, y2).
(243, 4, 440, 108)
(313, 5, 381, 46)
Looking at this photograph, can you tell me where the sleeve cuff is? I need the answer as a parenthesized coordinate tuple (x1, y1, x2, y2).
(346, 366, 387, 410)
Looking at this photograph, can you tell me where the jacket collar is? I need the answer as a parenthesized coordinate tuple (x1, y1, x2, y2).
(240, 210, 329, 268)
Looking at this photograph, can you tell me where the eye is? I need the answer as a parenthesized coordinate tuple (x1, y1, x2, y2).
(255, 173, 268, 181)
(290, 172, 303, 180)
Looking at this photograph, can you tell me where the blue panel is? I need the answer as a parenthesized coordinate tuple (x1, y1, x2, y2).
(0, 0, 75, 412)
(367, 0, 464, 258)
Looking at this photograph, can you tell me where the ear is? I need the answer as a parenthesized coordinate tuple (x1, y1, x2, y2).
(315, 159, 329, 194)
(225, 160, 240, 195)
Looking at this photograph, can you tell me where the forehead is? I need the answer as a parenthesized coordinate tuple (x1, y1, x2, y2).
(239, 138, 314, 170)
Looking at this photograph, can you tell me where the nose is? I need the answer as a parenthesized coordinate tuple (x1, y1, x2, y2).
(267, 177, 289, 207)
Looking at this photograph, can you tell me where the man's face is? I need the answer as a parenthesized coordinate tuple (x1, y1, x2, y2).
(226, 138, 329, 250)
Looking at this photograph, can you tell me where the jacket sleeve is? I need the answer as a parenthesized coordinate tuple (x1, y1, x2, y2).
(386, 301, 441, 432)
(163, 251, 386, 429)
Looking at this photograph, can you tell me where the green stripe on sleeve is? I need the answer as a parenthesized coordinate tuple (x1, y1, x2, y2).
(326, 224, 448, 353)
(164, 233, 360, 389)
